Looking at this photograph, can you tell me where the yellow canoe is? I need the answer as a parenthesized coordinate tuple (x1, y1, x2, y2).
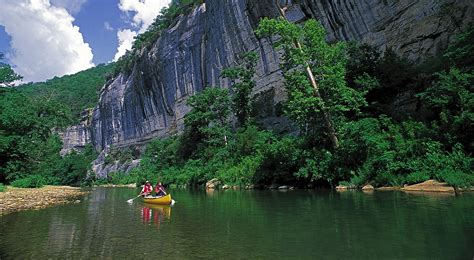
(143, 194, 172, 205)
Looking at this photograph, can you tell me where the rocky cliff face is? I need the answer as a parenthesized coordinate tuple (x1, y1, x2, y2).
(59, 109, 92, 156)
(71, 0, 473, 168)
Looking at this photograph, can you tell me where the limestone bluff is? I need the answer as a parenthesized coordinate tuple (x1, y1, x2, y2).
(59, 0, 474, 176)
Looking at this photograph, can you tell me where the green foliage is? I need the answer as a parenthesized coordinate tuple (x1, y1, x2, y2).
(57, 145, 97, 186)
(0, 183, 5, 192)
(256, 19, 367, 139)
(108, 171, 138, 185)
(19, 63, 115, 121)
(409, 142, 474, 188)
(221, 51, 258, 126)
(11, 175, 46, 188)
(417, 68, 473, 150)
(104, 147, 137, 165)
(0, 53, 22, 86)
(443, 25, 474, 69)
(0, 86, 97, 186)
(0, 89, 72, 183)
(183, 87, 231, 151)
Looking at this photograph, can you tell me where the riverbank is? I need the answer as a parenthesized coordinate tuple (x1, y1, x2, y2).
(0, 185, 89, 215)
(336, 180, 474, 193)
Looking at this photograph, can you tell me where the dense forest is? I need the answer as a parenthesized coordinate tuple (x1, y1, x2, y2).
(0, 11, 472, 190)
(0, 62, 113, 188)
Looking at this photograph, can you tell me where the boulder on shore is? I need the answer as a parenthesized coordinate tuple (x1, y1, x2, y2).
(222, 185, 230, 190)
(245, 184, 255, 190)
(375, 187, 400, 191)
(361, 184, 375, 191)
(205, 178, 221, 189)
(336, 185, 356, 191)
(401, 180, 454, 192)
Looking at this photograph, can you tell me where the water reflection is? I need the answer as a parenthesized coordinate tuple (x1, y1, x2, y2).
(141, 204, 171, 228)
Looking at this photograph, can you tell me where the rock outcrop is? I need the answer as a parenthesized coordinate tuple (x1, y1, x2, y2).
(59, 109, 92, 156)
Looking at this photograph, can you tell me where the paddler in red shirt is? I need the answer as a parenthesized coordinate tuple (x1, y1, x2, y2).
(155, 181, 167, 197)
(140, 181, 153, 197)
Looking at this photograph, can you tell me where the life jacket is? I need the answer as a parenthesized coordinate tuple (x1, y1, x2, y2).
(155, 184, 165, 193)
(143, 184, 152, 193)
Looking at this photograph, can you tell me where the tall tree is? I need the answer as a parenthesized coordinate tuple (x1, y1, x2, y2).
(221, 51, 258, 127)
(256, 17, 367, 149)
(257, 2, 339, 148)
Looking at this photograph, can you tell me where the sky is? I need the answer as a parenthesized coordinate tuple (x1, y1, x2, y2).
(0, 0, 171, 82)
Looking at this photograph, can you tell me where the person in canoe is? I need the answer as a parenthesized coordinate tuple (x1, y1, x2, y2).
(140, 181, 153, 197)
(155, 181, 167, 197)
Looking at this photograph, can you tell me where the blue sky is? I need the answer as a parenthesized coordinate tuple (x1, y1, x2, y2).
(0, 0, 170, 82)
(70, 0, 126, 65)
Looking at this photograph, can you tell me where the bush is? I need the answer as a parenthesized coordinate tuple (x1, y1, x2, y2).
(11, 175, 46, 188)
(410, 142, 474, 188)
(109, 171, 137, 185)
(0, 183, 5, 192)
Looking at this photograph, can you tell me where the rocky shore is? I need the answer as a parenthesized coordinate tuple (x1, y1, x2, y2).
(336, 180, 474, 193)
(0, 186, 89, 215)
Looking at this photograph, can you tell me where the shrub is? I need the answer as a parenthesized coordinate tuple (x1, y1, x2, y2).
(0, 183, 5, 192)
(109, 171, 137, 185)
(11, 175, 46, 188)
(410, 142, 474, 188)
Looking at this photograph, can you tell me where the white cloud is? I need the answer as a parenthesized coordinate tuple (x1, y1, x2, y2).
(113, 0, 170, 61)
(50, 0, 87, 15)
(118, 0, 171, 32)
(113, 29, 137, 61)
(0, 0, 94, 82)
(104, 21, 114, 31)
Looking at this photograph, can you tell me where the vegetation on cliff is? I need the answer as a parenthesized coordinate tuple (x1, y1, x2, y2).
(114, 0, 205, 76)
(115, 19, 473, 189)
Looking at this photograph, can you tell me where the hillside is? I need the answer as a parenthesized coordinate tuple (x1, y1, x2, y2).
(19, 63, 115, 122)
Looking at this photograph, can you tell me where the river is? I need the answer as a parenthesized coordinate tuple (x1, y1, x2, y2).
(1, 188, 473, 258)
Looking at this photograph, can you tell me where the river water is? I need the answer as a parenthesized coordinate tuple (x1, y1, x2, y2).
(1, 188, 473, 258)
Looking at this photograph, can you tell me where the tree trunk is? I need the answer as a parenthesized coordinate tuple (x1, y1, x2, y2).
(275, 0, 339, 149)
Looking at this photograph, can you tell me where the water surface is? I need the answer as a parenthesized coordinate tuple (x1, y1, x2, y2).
(1, 188, 473, 258)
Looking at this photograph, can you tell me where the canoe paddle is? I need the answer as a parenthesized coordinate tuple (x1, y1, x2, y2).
(127, 194, 141, 204)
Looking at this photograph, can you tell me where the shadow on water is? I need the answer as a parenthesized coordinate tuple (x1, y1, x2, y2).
(0, 188, 473, 258)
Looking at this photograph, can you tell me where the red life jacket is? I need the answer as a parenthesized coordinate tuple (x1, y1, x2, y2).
(142, 184, 152, 193)
(155, 184, 165, 193)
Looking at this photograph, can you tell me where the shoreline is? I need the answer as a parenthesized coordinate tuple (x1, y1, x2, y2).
(2, 180, 471, 215)
(0, 185, 89, 216)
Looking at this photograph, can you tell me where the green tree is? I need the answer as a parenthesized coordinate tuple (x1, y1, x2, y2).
(184, 87, 231, 151)
(0, 53, 22, 86)
(417, 68, 473, 150)
(0, 89, 72, 183)
(256, 18, 368, 148)
(221, 51, 258, 127)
